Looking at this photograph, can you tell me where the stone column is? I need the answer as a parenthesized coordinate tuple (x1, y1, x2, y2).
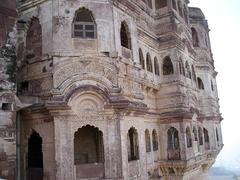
(54, 117, 74, 180)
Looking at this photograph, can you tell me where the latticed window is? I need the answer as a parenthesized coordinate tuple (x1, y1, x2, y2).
(73, 8, 96, 39)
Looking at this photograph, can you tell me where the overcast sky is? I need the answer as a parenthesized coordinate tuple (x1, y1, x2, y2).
(189, 0, 240, 168)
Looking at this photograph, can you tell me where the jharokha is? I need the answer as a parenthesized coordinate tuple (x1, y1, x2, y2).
(0, 0, 223, 179)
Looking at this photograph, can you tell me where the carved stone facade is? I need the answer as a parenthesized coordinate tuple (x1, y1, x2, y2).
(17, 0, 223, 180)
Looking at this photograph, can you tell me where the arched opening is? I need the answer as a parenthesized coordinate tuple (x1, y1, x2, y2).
(186, 127, 192, 148)
(139, 48, 145, 69)
(191, 27, 199, 47)
(197, 77, 205, 90)
(172, 0, 177, 10)
(198, 127, 203, 145)
(154, 57, 160, 76)
(167, 127, 180, 160)
(120, 21, 131, 49)
(179, 59, 185, 76)
(146, 53, 153, 72)
(73, 8, 96, 38)
(155, 0, 167, 9)
(145, 129, 151, 152)
(193, 127, 198, 141)
(26, 18, 42, 62)
(211, 80, 214, 91)
(192, 65, 196, 82)
(152, 130, 158, 151)
(178, 1, 183, 17)
(127, 127, 139, 161)
(203, 128, 210, 150)
(74, 125, 104, 178)
(216, 128, 219, 142)
(163, 56, 174, 75)
(28, 131, 43, 180)
(185, 61, 191, 79)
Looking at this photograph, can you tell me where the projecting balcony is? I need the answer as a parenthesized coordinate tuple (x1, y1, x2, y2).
(167, 149, 181, 160)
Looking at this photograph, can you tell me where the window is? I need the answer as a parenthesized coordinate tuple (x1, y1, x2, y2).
(146, 53, 153, 72)
(128, 127, 139, 161)
(163, 56, 174, 75)
(216, 128, 219, 142)
(73, 8, 96, 39)
(193, 127, 198, 141)
(179, 59, 185, 76)
(192, 65, 196, 82)
(167, 127, 179, 150)
(145, 129, 151, 152)
(139, 48, 145, 69)
(198, 127, 203, 145)
(178, 1, 183, 17)
(197, 77, 205, 90)
(2, 103, 12, 111)
(185, 61, 191, 79)
(120, 22, 131, 49)
(18, 81, 29, 93)
(172, 0, 177, 10)
(156, 0, 167, 9)
(191, 28, 199, 47)
(186, 127, 192, 148)
(144, 0, 153, 8)
(211, 80, 214, 91)
(154, 57, 160, 75)
(203, 128, 210, 150)
(183, 6, 188, 23)
(152, 130, 158, 151)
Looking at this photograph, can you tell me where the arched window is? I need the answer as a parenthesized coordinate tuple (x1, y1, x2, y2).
(128, 127, 139, 161)
(167, 127, 179, 150)
(178, 1, 183, 17)
(183, 6, 188, 23)
(120, 22, 131, 49)
(198, 127, 203, 145)
(139, 48, 145, 69)
(152, 130, 158, 151)
(216, 128, 219, 142)
(163, 56, 174, 75)
(146, 0, 153, 8)
(26, 18, 42, 62)
(191, 28, 199, 47)
(192, 65, 196, 82)
(186, 127, 192, 148)
(179, 59, 185, 76)
(193, 127, 198, 141)
(74, 125, 104, 164)
(146, 53, 153, 72)
(211, 80, 214, 91)
(185, 61, 191, 79)
(73, 8, 96, 39)
(156, 0, 167, 9)
(145, 129, 151, 152)
(172, 0, 177, 10)
(197, 77, 205, 90)
(154, 57, 160, 75)
(203, 128, 210, 150)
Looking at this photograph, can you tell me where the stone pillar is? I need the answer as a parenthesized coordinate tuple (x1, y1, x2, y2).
(54, 117, 74, 180)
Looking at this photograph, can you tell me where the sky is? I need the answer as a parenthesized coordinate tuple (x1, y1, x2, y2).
(189, 0, 240, 170)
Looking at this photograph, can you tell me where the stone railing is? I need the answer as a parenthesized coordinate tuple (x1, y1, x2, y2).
(167, 149, 181, 160)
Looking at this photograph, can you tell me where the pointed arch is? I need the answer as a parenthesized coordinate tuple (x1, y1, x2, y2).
(197, 77, 205, 90)
(198, 127, 203, 145)
(186, 126, 192, 148)
(179, 59, 185, 76)
(172, 0, 177, 10)
(152, 129, 158, 151)
(185, 61, 191, 79)
(211, 80, 214, 91)
(203, 128, 210, 150)
(191, 65, 196, 81)
(73, 8, 96, 38)
(193, 127, 198, 141)
(120, 21, 131, 49)
(216, 128, 219, 142)
(167, 127, 179, 150)
(191, 27, 199, 47)
(145, 129, 151, 152)
(127, 127, 139, 161)
(154, 57, 160, 75)
(163, 56, 174, 75)
(146, 53, 153, 72)
(139, 48, 145, 69)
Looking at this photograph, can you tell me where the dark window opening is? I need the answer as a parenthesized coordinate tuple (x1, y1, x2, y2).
(163, 56, 174, 75)
(154, 57, 160, 76)
(145, 129, 151, 152)
(191, 28, 199, 47)
(139, 48, 145, 69)
(198, 127, 203, 145)
(197, 78, 205, 90)
(2, 103, 12, 111)
(193, 127, 198, 141)
(172, 0, 177, 10)
(204, 128, 210, 150)
(128, 127, 139, 161)
(152, 130, 158, 151)
(185, 61, 191, 79)
(186, 127, 192, 148)
(120, 22, 131, 49)
(19, 81, 29, 93)
(167, 127, 179, 150)
(156, 0, 167, 9)
(146, 53, 153, 72)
